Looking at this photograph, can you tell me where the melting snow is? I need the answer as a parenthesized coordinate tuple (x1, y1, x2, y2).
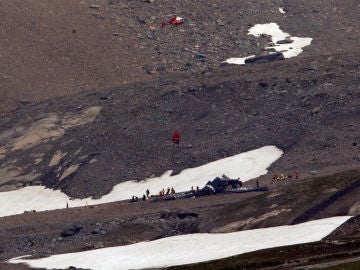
(9, 216, 352, 270)
(222, 55, 255, 65)
(279, 7, 286, 14)
(224, 22, 312, 64)
(0, 145, 283, 217)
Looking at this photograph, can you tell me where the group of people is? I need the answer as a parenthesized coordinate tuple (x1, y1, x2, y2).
(130, 186, 177, 202)
(191, 186, 200, 192)
(130, 189, 150, 202)
(158, 187, 176, 196)
(272, 170, 300, 182)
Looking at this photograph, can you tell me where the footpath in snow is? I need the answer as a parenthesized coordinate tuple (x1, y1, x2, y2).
(0, 145, 283, 217)
(9, 216, 352, 270)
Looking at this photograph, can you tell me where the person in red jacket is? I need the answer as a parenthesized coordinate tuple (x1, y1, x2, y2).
(172, 129, 180, 144)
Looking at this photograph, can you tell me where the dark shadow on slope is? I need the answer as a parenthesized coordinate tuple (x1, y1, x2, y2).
(291, 178, 360, 225)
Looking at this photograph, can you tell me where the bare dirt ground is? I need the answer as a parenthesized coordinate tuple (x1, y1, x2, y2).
(0, 0, 359, 269)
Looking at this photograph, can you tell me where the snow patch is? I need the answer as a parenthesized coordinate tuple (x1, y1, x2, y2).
(0, 145, 283, 217)
(224, 22, 312, 65)
(223, 55, 255, 65)
(8, 216, 351, 270)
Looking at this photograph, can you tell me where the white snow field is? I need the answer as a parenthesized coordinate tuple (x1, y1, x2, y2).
(224, 22, 312, 64)
(9, 216, 352, 270)
(224, 54, 255, 65)
(0, 145, 283, 217)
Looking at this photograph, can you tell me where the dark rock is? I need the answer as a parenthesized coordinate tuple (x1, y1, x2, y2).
(160, 209, 199, 219)
(177, 211, 199, 219)
(136, 17, 146, 24)
(277, 39, 293, 44)
(91, 229, 101, 235)
(61, 225, 84, 237)
(245, 53, 285, 64)
(187, 86, 197, 92)
(143, 65, 153, 74)
(192, 51, 205, 59)
(259, 81, 268, 87)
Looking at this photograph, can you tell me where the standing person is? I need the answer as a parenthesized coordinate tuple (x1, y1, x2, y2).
(256, 180, 259, 187)
(172, 129, 181, 144)
(295, 170, 300, 179)
(171, 187, 175, 194)
(146, 189, 150, 198)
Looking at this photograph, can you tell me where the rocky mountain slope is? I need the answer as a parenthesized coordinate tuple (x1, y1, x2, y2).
(0, 53, 358, 199)
(0, 0, 359, 269)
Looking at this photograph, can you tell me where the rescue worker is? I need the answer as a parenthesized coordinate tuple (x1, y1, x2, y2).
(273, 172, 278, 181)
(295, 170, 300, 179)
(172, 129, 180, 144)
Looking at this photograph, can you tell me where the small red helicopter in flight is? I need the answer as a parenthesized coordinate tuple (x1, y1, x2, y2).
(160, 16, 184, 27)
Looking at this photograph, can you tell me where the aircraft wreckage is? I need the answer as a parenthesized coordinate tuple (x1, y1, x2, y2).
(130, 175, 268, 203)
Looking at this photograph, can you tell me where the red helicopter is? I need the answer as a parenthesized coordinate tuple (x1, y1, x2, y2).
(160, 16, 184, 27)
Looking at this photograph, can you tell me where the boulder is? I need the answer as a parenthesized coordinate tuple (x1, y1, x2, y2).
(245, 53, 285, 64)
(277, 39, 293, 44)
(61, 225, 84, 237)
